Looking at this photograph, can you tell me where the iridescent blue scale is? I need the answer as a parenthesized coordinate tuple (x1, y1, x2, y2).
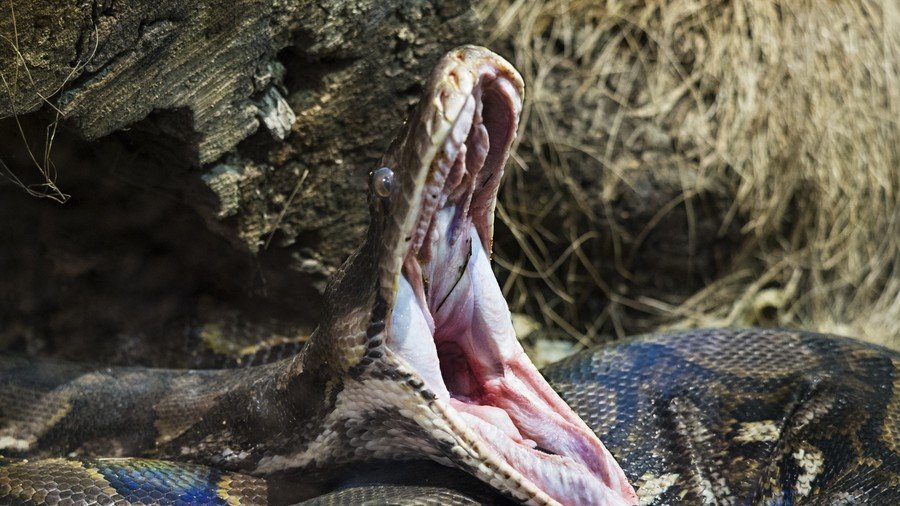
(95, 459, 227, 505)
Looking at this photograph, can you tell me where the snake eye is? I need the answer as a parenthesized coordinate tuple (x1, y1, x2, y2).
(372, 167, 394, 198)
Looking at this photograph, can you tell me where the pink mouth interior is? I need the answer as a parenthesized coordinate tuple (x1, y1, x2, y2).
(386, 68, 637, 505)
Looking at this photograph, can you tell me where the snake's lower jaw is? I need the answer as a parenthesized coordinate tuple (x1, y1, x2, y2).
(390, 234, 636, 504)
(447, 353, 638, 506)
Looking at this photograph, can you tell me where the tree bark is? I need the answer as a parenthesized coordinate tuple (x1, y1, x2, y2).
(0, 0, 479, 364)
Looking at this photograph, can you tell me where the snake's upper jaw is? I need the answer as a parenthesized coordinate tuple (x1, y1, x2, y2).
(383, 47, 638, 505)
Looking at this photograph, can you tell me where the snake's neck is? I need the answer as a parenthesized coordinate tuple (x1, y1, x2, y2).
(149, 345, 348, 474)
(0, 345, 346, 476)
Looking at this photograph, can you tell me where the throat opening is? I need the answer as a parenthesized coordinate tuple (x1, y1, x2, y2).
(437, 340, 483, 401)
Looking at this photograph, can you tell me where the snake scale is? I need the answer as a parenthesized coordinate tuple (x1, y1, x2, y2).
(1, 46, 898, 505)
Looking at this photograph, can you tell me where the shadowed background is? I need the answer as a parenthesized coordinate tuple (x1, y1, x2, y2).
(1, 0, 897, 368)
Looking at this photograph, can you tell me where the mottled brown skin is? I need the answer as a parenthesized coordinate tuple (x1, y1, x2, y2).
(0, 355, 332, 471)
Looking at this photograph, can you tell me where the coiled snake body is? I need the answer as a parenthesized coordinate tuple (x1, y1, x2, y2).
(303, 329, 900, 505)
(1, 47, 897, 505)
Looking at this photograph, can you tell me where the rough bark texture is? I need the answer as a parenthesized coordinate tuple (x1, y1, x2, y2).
(0, 0, 479, 365)
(2, 0, 473, 164)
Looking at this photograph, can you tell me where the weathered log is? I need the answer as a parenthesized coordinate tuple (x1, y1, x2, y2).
(0, 0, 479, 364)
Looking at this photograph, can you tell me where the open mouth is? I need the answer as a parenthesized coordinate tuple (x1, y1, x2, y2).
(385, 54, 637, 505)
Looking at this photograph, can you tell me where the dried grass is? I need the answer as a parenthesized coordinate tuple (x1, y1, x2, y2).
(0, 0, 101, 203)
(481, 0, 900, 348)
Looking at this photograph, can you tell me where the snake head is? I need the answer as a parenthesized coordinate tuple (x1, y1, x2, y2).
(303, 46, 637, 505)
